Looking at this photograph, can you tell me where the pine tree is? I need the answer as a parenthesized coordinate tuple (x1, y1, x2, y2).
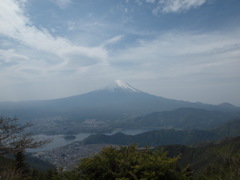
(14, 151, 30, 177)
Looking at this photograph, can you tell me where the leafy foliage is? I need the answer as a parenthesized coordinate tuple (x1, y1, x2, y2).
(65, 145, 188, 180)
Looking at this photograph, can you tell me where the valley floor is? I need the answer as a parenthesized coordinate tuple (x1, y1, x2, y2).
(31, 143, 115, 170)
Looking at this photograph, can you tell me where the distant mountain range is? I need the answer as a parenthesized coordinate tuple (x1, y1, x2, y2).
(82, 129, 215, 147)
(82, 118, 240, 147)
(0, 80, 239, 121)
(121, 108, 240, 130)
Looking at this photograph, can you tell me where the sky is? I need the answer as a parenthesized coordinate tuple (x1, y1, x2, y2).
(0, 0, 240, 106)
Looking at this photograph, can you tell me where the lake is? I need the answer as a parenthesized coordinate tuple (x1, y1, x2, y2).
(28, 128, 159, 152)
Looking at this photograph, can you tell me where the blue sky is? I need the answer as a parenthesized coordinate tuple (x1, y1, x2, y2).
(0, 0, 240, 105)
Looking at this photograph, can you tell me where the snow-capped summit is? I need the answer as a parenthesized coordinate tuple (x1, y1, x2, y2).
(105, 80, 141, 92)
(1, 80, 238, 123)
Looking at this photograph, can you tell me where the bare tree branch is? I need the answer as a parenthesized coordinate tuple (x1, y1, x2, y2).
(0, 115, 51, 154)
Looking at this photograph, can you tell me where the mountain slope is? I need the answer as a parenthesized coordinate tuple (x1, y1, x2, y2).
(82, 129, 216, 147)
(163, 136, 240, 178)
(0, 80, 239, 121)
(125, 108, 240, 130)
(82, 118, 240, 147)
(213, 118, 240, 138)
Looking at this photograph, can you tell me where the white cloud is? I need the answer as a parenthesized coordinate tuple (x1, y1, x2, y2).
(107, 30, 240, 105)
(110, 30, 240, 79)
(146, 0, 155, 3)
(0, 0, 239, 105)
(0, 49, 28, 62)
(51, 0, 72, 9)
(135, 0, 144, 6)
(0, 0, 110, 101)
(153, 0, 208, 14)
(102, 35, 124, 46)
(0, 0, 107, 68)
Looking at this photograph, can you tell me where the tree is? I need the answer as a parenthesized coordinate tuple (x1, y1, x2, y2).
(14, 151, 30, 177)
(63, 145, 189, 180)
(0, 115, 51, 178)
(0, 115, 50, 155)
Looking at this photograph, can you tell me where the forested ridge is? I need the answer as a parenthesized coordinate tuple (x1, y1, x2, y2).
(1, 136, 240, 179)
(82, 118, 240, 147)
(1, 117, 240, 179)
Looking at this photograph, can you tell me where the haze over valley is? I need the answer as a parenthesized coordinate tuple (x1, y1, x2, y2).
(1, 80, 239, 135)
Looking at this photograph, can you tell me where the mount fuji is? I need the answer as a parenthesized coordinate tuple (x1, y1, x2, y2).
(103, 80, 141, 93)
(0, 80, 239, 121)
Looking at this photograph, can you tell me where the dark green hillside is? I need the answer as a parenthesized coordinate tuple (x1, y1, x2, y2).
(0, 155, 56, 180)
(127, 108, 240, 130)
(0, 154, 55, 172)
(83, 129, 216, 147)
(0, 155, 14, 171)
(213, 118, 240, 138)
(83, 118, 240, 147)
(26, 154, 56, 172)
(162, 136, 240, 179)
(43, 137, 240, 180)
